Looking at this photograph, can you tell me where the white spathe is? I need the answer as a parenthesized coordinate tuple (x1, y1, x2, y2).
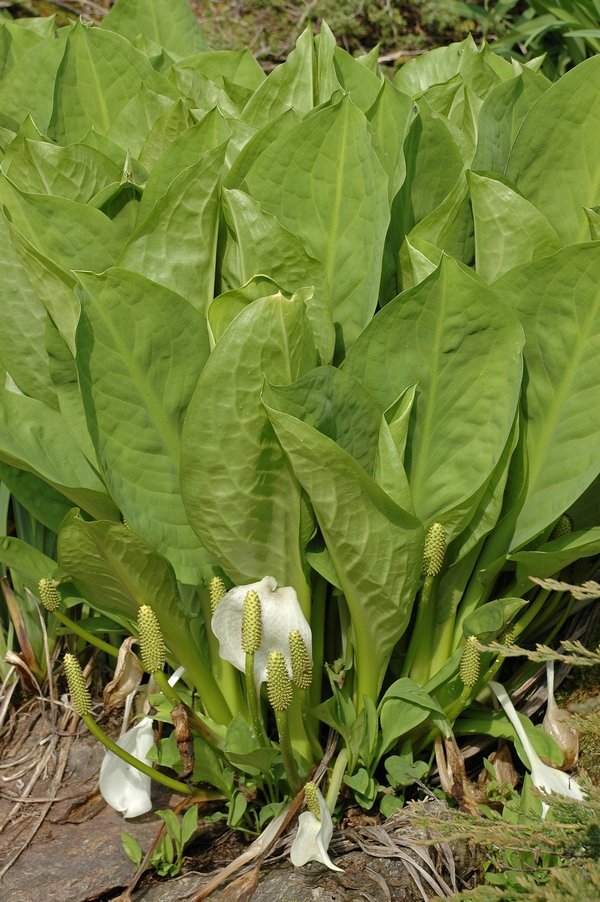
(211, 576, 312, 687)
(99, 667, 186, 818)
(489, 680, 585, 817)
(99, 716, 154, 818)
(290, 787, 343, 871)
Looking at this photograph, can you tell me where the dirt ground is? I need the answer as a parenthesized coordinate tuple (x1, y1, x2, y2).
(0, 698, 480, 902)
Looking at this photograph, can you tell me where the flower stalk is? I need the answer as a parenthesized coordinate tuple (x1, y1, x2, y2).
(39, 578, 119, 658)
(267, 651, 302, 794)
(64, 654, 192, 799)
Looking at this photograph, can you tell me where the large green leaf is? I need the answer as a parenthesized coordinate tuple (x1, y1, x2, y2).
(472, 65, 550, 173)
(106, 83, 174, 157)
(139, 98, 194, 170)
(57, 512, 231, 723)
(101, 0, 209, 60)
(219, 188, 335, 365)
(244, 95, 389, 360)
(176, 49, 265, 92)
(208, 277, 290, 343)
(0, 462, 74, 533)
(333, 45, 381, 112)
(0, 211, 57, 408)
(0, 20, 44, 82)
(0, 26, 71, 133)
(75, 268, 212, 585)
(263, 367, 383, 477)
(505, 56, 600, 245)
(0, 389, 118, 521)
(180, 294, 317, 614)
(48, 21, 177, 146)
(343, 256, 524, 540)
(135, 106, 230, 222)
(366, 78, 414, 202)
(0, 176, 127, 273)
(469, 170, 561, 283)
(118, 142, 227, 316)
(4, 219, 79, 355)
(5, 139, 122, 204)
(45, 316, 98, 468)
(0, 536, 59, 593)
(496, 243, 600, 549)
(264, 401, 423, 702)
(509, 527, 600, 594)
(241, 27, 316, 129)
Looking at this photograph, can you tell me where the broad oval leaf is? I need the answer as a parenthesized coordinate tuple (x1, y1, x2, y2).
(181, 293, 317, 614)
(75, 268, 213, 585)
(505, 56, 600, 245)
(495, 243, 600, 549)
(343, 256, 524, 541)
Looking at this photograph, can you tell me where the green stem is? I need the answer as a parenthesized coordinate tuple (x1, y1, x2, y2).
(200, 590, 245, 718)
(152, 669, 225, 751)
(401, 575, 436, 683)
(543, 594, 573, 647)
(274, 708, 302, 795)
(513, 589, 551, 639)
(326, 747, 347, 815)
(299, 687, 323, 760)
(245, 652, 269, 747)
(310, 573, 327, 711)
(53, 608, 120, 657)
(82, 713, 192, 796)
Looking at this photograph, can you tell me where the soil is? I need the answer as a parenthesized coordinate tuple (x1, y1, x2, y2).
(0, 698, 480, 902)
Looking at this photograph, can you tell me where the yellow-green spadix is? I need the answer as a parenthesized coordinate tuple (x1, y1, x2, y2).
(211, 576, 312, 688)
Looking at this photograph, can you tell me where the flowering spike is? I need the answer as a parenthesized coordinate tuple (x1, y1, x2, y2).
(137, 605, 165, 673)
(209, 576, 227, 613)
(241, 590, 262, 654)
(549, 514, 573, 541)
(64, 653, 91, 716)
(422, 522, 446, 576)
(459, 636, 480, 688)
(305, 782, 320, 819)
(267, 651, 292, 712)
(289, 629, 312, 690)
(38, 577, 60, 612)
(498, 624, 516, 648)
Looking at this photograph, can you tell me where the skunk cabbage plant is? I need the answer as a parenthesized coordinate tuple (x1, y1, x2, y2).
(0, 0, 599, 831)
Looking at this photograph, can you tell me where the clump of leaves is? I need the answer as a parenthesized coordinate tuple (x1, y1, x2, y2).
(2, 0, 600, 868)
(122, 805, 199, 878)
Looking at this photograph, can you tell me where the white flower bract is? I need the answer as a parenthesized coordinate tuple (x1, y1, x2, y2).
(290, 786, 343, 871)
(489, 680, 585, 817)
(99, 717, 154, 818)
(211, 576, 312, 687)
